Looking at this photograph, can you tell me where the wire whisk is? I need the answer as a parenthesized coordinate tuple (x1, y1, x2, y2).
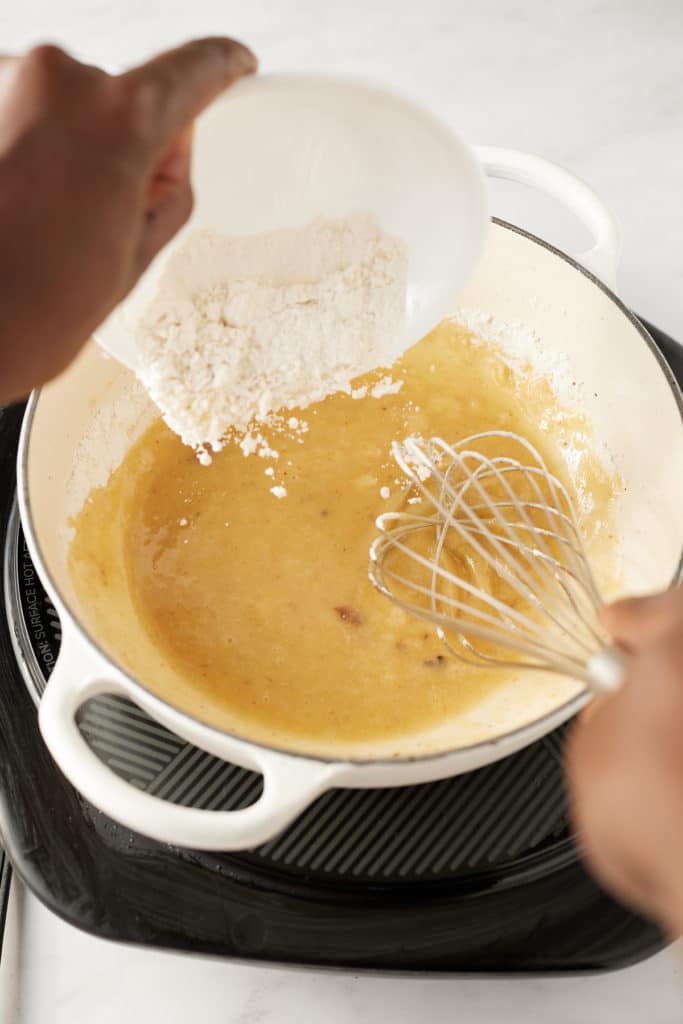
(369, 431, 625, 693)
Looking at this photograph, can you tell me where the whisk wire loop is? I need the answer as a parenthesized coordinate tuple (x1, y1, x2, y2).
(369, 431, 623, 693)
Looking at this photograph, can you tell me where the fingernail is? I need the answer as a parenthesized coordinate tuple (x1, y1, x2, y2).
(235, 42, 258, 71)
(199, 37, 258, 73)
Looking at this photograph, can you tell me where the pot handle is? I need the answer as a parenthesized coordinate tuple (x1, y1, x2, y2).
(39, 625, 336, 850)
(475, 145, 621, 289)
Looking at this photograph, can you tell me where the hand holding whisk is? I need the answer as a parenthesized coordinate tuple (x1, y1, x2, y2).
(369, 431, 627, 694)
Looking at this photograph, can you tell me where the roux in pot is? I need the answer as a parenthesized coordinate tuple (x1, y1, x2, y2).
(68, 322, 618, 757)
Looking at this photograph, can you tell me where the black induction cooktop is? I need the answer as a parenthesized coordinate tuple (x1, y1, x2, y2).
(0, 317, 678, 972)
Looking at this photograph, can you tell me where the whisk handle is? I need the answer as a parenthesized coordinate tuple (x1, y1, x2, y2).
(587, 646, 628, 694)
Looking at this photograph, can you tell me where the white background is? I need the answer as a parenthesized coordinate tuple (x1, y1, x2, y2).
(0, 1, 682, 1021)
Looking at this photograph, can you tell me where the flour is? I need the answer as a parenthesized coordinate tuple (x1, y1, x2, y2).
(351, 375, 405, 401)
(453, 307, 615, 480)
(136, 214, 408, 460)
(453, 308, 576, 405)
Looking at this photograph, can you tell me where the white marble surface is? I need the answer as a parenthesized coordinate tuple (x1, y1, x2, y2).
(1, 0, 683, 1020)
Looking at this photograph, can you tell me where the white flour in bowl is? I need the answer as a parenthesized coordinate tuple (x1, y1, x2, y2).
(135, 213, 408, 462)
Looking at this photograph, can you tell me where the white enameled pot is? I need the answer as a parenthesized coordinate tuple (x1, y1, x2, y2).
(17, 148, 683, 850)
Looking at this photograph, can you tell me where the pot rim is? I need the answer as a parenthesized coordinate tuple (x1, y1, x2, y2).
(17, 217, 683, 769)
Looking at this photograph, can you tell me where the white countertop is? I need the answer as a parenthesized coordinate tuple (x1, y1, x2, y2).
(1, 0, 683, 1020)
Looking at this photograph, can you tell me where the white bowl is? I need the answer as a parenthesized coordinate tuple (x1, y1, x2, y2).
(94, 73, 489, 370)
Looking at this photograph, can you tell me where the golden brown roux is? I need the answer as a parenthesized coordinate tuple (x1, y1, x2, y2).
(68, 323, 617, 755)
